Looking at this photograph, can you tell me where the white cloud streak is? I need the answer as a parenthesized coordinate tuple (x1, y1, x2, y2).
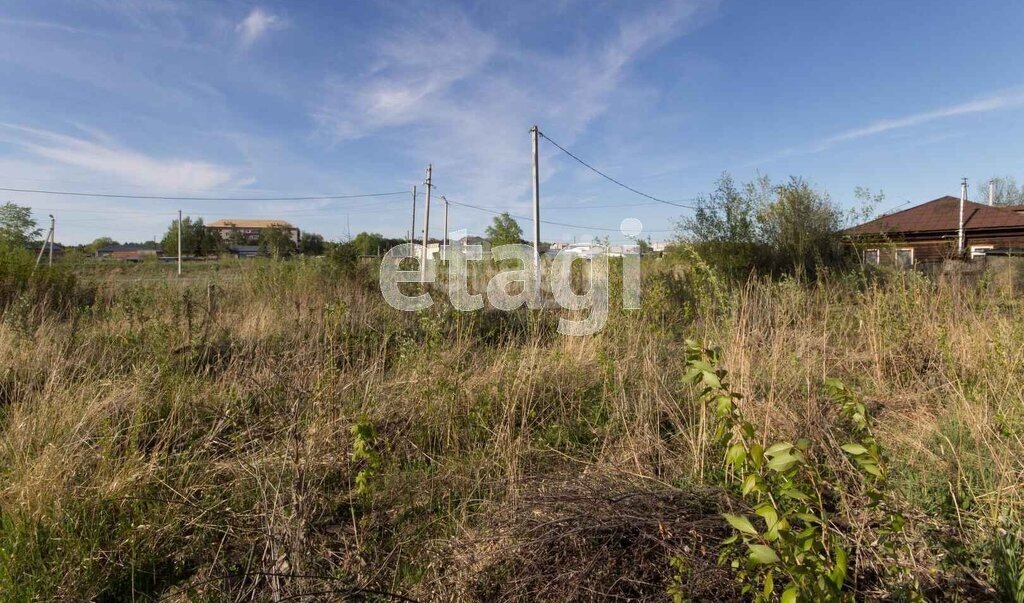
(0, 123, 237, 191)
(236, 8, 286, 48)
(313, 0, 717, 212)
(753, 88, 1024, 166)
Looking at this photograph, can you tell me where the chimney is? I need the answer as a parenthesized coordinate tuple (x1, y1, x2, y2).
(989, 180, 995, 206)
(957, 177, 967, 256)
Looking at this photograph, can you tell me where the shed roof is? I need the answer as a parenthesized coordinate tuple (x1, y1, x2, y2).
(98, 243, 161, 253)
(845, 196, 1024, 236)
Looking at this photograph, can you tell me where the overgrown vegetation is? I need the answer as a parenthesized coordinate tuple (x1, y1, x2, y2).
(0, 250, 1021, 601)
(676, 174, 881, 279)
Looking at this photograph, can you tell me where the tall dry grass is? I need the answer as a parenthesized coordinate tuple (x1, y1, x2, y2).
(0, 257, 1020, 600)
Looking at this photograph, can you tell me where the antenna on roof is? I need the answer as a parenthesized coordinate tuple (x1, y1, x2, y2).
(957, 177, 967, 256)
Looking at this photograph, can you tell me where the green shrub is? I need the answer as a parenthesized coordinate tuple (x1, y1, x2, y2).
(0, 244, 82, 318)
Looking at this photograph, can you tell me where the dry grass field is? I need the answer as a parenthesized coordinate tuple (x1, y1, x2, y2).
(0, 252, 1022, 601)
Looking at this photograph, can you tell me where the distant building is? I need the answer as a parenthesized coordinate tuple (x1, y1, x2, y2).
(206, 219, 300, 249)
(26, 241, 65, 260)
(227, 245, 262, 258)
(96, 243, 161, 262)
(844, 195, 1024, 267)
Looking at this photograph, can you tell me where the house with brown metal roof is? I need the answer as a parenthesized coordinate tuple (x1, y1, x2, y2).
(844, 196, 1024, 267)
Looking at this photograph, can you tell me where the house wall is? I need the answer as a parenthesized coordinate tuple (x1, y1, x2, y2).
(856, 231, 1024, 266)
(208, 227, 300, 246)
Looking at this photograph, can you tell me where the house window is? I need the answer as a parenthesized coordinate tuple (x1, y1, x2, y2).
(970, 245, 994, 259)
(863, 249, 880, 265)
(895, 248, 914, 268)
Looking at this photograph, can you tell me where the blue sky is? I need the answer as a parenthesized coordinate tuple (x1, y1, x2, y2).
(1, 0, 1023, 244)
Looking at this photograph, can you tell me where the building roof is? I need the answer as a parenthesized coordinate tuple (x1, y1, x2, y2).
(845, 196, 1024, 236)
(207, 219, 295, 229)
(98, 243, 161, 253)
(26, 242, 65, 251)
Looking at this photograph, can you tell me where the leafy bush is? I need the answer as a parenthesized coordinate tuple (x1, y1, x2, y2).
(678, 174, 852, 279)
(0, 244, 82, 318)
(682, 341, 920, 601)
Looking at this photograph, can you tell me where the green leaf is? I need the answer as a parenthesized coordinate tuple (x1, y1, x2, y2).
(780, 488, 810, 501)
(781, 584, 798, 603)
(858, 461, 883, 477)
(763, 571, 774, 598)
(722, 513, 757, 535)
(823, 377, 845, 391)
(755, 504, 778, 530)
(688, 360, 714, 373)
(747, 544, 779, 565)
(840, 443, 868, 455)
(701, 370, 721, 389)
(764, 442, 793, 457)
(749, 443, 764, 467)
(830, 545, 848, 589)
(794, 512, 822, 525)
(742, 474, 759, 496)
(726, 443, 746, 467)
(767, 453, 800, 472)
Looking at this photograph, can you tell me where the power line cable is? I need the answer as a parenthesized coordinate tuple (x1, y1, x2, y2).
(0, 186, 409, 202)
(541, 200, 665, 210)
(536, 130, 697, 210)
(439, 193, 675, 233)
(26, 200, 407, 217)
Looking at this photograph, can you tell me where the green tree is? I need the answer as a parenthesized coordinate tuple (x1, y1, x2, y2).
(849, 187, 884, 226)
(678, 174, 765, 278)
(259, 226, 296, 258)
(677, 174, 846, 279)
(160, 216, 221, 257)
(977, 176, 1024, 206)
(683, 173, 758, 245)
(325, 240, 359, 269)
(0, 203, 41, 249)
(351, 232, 386, 256)
(301, 232, 326, 256)
(758, 177, 843, 276)
(485, 212, 523, 246)
(85, 237, 117, 255)
(225, 228, 247, 247)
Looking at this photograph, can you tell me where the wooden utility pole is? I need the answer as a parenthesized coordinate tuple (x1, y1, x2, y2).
(442, 195, 449, 261)
(410, 185, 417, 247)
(177, 209, 183, 276)
(530, 125, 541, 293)
(420, 164, 432, 282)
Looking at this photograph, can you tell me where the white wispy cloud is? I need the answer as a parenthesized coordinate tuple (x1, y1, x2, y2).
(236, 8, 286, 48)
(0, 123, 237, 190)
(752, 87, 1024, 165)
(314, 0, 718, 211)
